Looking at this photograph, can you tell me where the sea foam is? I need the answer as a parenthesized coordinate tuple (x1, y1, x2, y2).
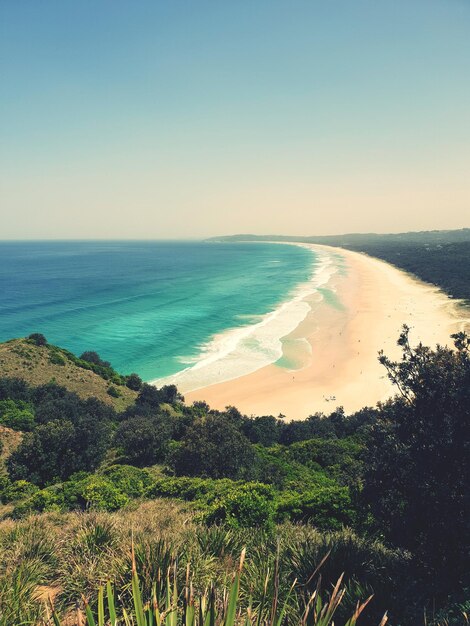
(152, 245, 339, 392)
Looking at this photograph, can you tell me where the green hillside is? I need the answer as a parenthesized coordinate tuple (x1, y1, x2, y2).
(0, 328, 469, 624)
(0, 337, 137, 411)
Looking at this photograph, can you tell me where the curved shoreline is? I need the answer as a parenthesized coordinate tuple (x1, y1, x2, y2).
(151, 243, 339, 392)
(184, 243, 470, 419)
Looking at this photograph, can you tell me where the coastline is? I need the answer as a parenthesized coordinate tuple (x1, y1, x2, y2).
(183, 243, 470, 419)
(151, 243, 335, 391)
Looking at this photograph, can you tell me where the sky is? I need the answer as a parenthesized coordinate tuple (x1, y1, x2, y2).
(1, 0, 469, 239)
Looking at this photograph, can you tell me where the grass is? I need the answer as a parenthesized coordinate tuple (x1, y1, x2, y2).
(0, 339, 137, 411)
(0, 502, 464, 625)
(49, 548, 378, 626)
(0, 424, 23, 471)
(0, 501, 384, 625)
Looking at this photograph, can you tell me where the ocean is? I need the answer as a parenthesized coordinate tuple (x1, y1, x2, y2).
(0, 240, 333, 388)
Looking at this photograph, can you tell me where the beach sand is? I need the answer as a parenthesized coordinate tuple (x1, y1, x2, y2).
(185, 244, 470, 419)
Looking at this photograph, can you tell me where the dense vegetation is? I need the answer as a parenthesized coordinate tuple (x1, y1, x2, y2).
(211, 229, 470, 302)
(342, 241, 470, 303)
(0, 329, 469, 625)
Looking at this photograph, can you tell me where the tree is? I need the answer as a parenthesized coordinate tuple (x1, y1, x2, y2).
(136, 383, 163, 409)
(172, 415, 255, 479)
(363, 328, 470, 592)
(134, 383, 183, 411)
(115, 414, 173, 467)
(8, 420, 76, 485)
(242, 415, 282, 446)
(7, 397, 114, 485)
(126, 373, 143, 391)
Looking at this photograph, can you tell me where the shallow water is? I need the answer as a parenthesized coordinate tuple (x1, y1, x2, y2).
(0, 240, 321, 381)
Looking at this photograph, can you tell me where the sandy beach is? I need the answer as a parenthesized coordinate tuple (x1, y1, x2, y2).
(185, 244, 470, 419)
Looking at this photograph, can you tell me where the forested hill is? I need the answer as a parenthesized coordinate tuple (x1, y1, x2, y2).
(0, 329, 469, 624)
(208, 229, 470, 302)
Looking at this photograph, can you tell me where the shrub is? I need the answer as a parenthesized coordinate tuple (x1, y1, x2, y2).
(147, 475, 235, 503)
(0, 408, 35, 432)
(30, 488, 61, 512)
(0, 399, 35, 431)
(70, 514, 119, 555)
(27, 333, 47, 346)
(102, 465, 153, 498)
(48, 351, 66, 366)
(1, 479, 39, 504)
(107, 385, 120, 398)
(206, 483, 276, 531)
(79, 351, 110, 368)
(69, 475, 129, 511)
(284, 527, 410, 624)
(11, 488, 61, 518)
(277, 486, 355, 529)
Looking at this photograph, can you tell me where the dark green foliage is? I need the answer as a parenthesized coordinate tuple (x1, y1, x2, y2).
(286, 438, 363, 488)
(79, 351, 111, 369)
(279, 412, 337, 444)
(125, 372, 143, 391)
(0, 377, 30, 402)
(253, 437, 363, 493)
(8, 421, 76, 485)
(171, 415, 255, 479)
(345, 240, 470, 303)
(135, 383, 162, 408)
(363, 328, 470, 594)
(1, 328, 469, 623)
(27, 333, 47, 346)
(253, 444, 324, 490)
(241, 414, 282, 446)
(72, 349, 127, 383)
(7, 392, 115, 485)
(115, 414, 173, 467)
(277, 408, 376, 445)
(136, 383, 183, 409)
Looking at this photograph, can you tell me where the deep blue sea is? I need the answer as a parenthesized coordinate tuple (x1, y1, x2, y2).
(0, 241, 317, 382)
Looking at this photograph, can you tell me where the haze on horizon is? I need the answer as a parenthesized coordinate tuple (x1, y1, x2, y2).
(1, 0, 469, 240)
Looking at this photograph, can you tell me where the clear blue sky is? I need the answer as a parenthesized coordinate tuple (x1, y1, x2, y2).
(1, 0, 469, 238)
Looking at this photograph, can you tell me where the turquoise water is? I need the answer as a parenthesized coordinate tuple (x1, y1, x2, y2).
(0, 241, 316, 381)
